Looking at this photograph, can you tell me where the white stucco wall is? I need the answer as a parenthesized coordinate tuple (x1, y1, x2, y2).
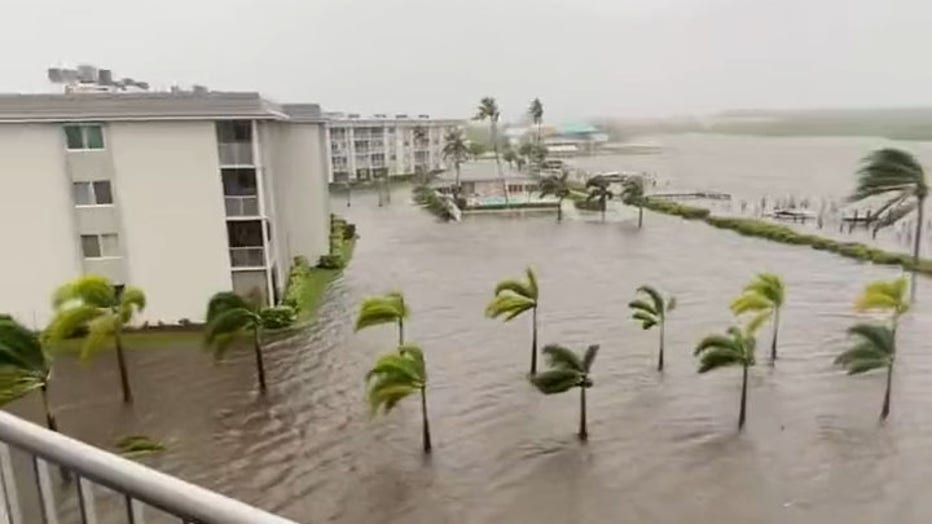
(108, 121, 232, 323)
(0, 124, 81, 325)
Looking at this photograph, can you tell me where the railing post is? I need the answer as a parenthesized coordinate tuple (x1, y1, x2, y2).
(32, 457, 58, 524)
(0, 444, 21, 524)
(75, 476, 97, 524)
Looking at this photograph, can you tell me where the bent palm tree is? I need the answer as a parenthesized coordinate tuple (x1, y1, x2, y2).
(620, 176, 646, 228)
(629, 286, 675, 371)
(528, 98, 544, 146)
(474, 97, 508, 204)
(46, 275, 145, 404)
(204, 292, 269, 393)
(694, 326, 757, 430)
(442, 129, 469, 188)
(539, 171, 571, 222)
(485, 268, 540, 374)
(850, 149, 928, 299)
(855, 277, 909, 321)
(835, 323, 897, 420)
(531, 344, 599, 440)
(366, 344, 431, 452)
(0, 317, 56, 430)
(731, 273, 785, 362)
(586, 175, 614, 222)
(356, 292, 409, 345)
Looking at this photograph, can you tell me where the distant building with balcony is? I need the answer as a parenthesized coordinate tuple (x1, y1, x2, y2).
(325, 113, 462, 183)
(0, 92, 331, 325)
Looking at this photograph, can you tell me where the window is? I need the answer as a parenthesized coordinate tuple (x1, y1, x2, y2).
(64, 125, 104, 150)
(227, 221, 263, 247)
(221, 169, 257, 196)
(216, 120, 252, 143)
(72, 181, 113, 206)
(80, 233, 120, 258)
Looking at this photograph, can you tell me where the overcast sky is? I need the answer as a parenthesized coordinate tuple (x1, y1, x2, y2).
(4, 0, 930, 121)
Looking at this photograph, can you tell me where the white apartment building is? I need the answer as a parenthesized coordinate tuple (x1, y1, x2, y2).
(325, 113, 462, 183)
(0, 92, 331, 326)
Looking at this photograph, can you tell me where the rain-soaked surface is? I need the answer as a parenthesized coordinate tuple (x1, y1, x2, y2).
(8, 134, 932, 523)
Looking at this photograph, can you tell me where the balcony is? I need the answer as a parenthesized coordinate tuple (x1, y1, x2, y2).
(225, 196, 260, 217)
(218, 142, 254, 166)
(230, 247, 265, 268)
(0, 411, 293, 523)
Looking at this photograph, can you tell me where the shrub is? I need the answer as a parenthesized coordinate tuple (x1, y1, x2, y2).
(260, 306, 297, 329)
(317, 254, 345, 269)
(573, 199, 602, 211)
(642, 198, 710, 219)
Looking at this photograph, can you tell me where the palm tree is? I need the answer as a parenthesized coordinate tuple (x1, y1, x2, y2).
(835, 323, 897, 420)
(366, 344, 431, 452)
(502, 148, 518, 170)
(855, 277, 909, 321)
(628, 286, 676, 371)
(620, 176, 646, 228)
(538, 171, 571, 222)
(204, 292, 273, 393)
(528, 98, 544, 146)
(850, 148, 928, 299)
(694, 326, 757, 430)
(730, 273, 785, 363)
(530, 344, 599, 440)
(46, 275, 146, 404)
(442, 129, 469, 188)
(585, 175, 614, 222)
(474, 97, 508, 205)
(356, 292, 409, 345)
(0, 317, 56, 431)
(485, 268, 540, 374)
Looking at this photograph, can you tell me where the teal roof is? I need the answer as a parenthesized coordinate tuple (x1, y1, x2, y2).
(558, 122, 599, 134)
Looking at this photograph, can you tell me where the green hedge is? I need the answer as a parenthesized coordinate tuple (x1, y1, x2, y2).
(642, 198, 710, 219)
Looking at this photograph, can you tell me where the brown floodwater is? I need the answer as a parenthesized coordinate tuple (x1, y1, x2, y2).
(8, 134, 932, 523)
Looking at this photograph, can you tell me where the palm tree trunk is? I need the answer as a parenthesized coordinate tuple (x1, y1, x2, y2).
(738, 364, 748, 430)
(491, 123, 509, 206)
(657, 320, 665, 372)
(557, 198, 563, 222)
(530, 307, 538, 375)
(771, 308, 780, 362)
(601, 199, 606, 222)
(253, 327, 267, 393)
(398, 318, 405, 346)
(578, 386, 588, 441)
(420, 386, 432, 453)
(40, 384, 57, 432)
(455, 162, 461, 188)
(911, 196, 925, 300)
(114, 332, 133, 404)
(638, 205, 643, 228)
(881, 362, 893, 420)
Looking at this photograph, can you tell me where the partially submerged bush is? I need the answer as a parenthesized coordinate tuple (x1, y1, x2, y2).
(642, 198, 710, 219)
(259, 305, 297, 329)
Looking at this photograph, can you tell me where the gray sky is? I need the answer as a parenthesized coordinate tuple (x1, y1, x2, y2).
(4, 0, 931, 121)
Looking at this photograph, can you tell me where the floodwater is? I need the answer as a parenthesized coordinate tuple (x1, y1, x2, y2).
(9, 134, 932, 523)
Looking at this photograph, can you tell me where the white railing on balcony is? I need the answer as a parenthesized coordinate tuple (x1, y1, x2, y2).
(224, 196, 260, 217)
(217, 142, 254, 166)
(0, 411, 294, 524)
(229, 247, 265, 268)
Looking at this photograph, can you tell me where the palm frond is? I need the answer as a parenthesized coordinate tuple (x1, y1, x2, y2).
(854, 278, 909, 316)
(730, 293, 773, 315)
(206, 292, 250, 323)
(635, 285, 664, 314)
(524, 267, 539, 300)
(530, 368, 582, 394)
(744, 273, 785, 306)
(45, 304, 104, 343)
(850, 148, 926, 202)
(82, 313, 119, 360)
(0, 368, 45, 405)
(694, 334, 739, 356)
(485, 294, 535, 321)
(356, 293, 408, 332)
(366, 345, 427, 414)
(493, 279, 534, 300)
(628, 299, 657, 315)
(53, 275, 115, 309)
(846, 323, 894, 356)
(204, 308, 256, 357)
(367, 381, 417, 414)
(666, 296, 677, 312)
(118, 286, 146, 323)
(843, 358, 890, 375)
(365, 353, 423, 385)
(872, 200, 918, 231)
(398, 344, 427, 381)
(0, 318, 49, 372)
(582, 344, 599, 372)
(745, 310, 773, 335)
(698, 347, 744, 373)
(541, 344, 583, 372)
(834, 343, 889, 366)
(631, 311, 657, 329)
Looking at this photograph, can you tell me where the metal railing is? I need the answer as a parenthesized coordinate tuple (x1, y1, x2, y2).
(0, 411, 295, 524)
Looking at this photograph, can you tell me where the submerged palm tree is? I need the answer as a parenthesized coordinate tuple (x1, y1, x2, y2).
(694, 326, 757, 430)
(531, 344, 599, 440)
(442, 129, 469, 188)
(850, 149, 928, 298)
(485, 268, 540, 374)
(204, 292, 274, 393)
(356, 292, 409, 345)
(586, 175, 614, 222)
(474, 97, 508, 204)
(528, 98, 544, 146)
(835, 323, 897, 420)
(366, 344, 431, 452)
(731, 273, 785, 363)
(620, 176, 646, 228)
(0, 317, 56, 431)
(46, 275, 146, 404)
(628, 286, 676, 371)
(538, 171, 571, 222)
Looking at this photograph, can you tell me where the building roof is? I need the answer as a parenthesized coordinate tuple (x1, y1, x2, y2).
(558, 122, 599, 134)
(0, 92, 308, 123)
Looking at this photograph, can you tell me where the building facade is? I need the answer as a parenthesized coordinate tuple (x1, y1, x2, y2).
(325, 113, 461, 183)
(0, 92, 331, 326)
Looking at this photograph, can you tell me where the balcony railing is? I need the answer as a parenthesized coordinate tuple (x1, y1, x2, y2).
(225, 196, 260, 217)
(0, 411, 294, 524)
(218, 142, 254, 166)
(230, 247, 265, 268)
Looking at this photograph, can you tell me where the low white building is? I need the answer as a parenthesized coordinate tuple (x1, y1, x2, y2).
(0, 92, 331, 326)
(325, 113, 462, 183)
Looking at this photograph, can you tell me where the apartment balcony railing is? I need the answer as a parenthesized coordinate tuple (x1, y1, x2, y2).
(218, 142, 254, 166)
(0, 411, 294, 524)
(230, 247, 265, 268)
(224, 196, 260, 217)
